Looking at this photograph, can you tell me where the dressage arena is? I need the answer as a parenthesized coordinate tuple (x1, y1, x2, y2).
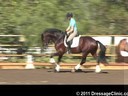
(0, 35, 128, 85)
(0, 62, 128, 85)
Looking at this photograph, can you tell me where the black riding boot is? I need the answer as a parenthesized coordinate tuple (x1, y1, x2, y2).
(67, 41, 71, 54)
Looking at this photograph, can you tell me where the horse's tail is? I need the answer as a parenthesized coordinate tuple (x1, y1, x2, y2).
(96, 41, 108, 64)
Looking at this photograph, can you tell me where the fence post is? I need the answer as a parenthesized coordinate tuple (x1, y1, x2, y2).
(25, 55, 35, 69)
(110, 36, 116, 62)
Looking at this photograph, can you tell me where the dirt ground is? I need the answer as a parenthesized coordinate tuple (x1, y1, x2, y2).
(0, 68, 127, 85)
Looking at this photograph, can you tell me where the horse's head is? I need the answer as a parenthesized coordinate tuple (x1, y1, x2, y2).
(41, 33, 51, 49)
(41, 28, 64, 50)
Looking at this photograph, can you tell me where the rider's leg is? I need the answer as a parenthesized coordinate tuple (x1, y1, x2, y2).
(67, 31, 77, 42)
(66, 40, 72, 54)
(66, 32, 77, 54)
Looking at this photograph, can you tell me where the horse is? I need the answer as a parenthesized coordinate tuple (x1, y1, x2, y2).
(116, 38, 128, 63)
(117, 38, 128, 56)
(41, 28, 108, 73)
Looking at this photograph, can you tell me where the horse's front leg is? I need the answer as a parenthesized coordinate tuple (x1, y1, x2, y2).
(50, 52, 63, 72)
(71, 53, 88, 72)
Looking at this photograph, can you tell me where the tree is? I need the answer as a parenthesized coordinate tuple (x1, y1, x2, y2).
(0, 0, 128, 46)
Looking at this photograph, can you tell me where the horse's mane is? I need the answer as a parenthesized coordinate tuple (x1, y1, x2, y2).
(43, 28, 64, 35)
(41, 28, 65, 44)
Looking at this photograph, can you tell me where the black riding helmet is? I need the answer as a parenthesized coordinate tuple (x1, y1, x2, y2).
(66, 12, 73, 18)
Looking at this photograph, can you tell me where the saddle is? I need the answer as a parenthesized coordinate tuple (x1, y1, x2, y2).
(64, 35, 81, 48)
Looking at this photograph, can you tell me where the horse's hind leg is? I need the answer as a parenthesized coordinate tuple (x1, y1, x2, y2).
(95, 56, 102, 73)
(91, 52, 101, 73)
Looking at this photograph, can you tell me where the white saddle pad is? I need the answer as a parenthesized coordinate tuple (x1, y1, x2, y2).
(120, 51, 128, 57)
(64, 35, 81, 48)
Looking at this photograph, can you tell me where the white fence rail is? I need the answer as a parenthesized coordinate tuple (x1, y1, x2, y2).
(0, 35, 128, 56)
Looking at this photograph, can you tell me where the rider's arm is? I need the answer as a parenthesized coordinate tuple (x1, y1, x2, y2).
(67, 26, 74, 34)
(66, 19, 74, 34)
(66, 26, 71, 32)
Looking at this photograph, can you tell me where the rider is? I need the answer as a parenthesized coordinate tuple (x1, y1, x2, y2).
(65, 12, 78, 54)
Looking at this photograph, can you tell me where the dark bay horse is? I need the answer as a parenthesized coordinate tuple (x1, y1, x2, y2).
(117, 38, 128, 57)
(41, 28, 108, 73)
(116, 38, 128, 63)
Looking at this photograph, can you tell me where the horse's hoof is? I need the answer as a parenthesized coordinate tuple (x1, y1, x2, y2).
(95, 69, 101, 73)
(95, 65, 101, 73)
(95, 71, 101, 73)
(54, 69, 59, 73)
(76, 69, 82, 72)
(55, 71, 59, 73)
(71, 69, 76, 73)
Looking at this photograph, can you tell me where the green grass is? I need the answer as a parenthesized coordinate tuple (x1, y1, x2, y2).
(0, 55, 112, 63)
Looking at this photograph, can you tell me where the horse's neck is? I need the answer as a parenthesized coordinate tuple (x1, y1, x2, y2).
(55, 35, 65, 44)
(52, 36, 58, 43)
(50, 34, 63, 43)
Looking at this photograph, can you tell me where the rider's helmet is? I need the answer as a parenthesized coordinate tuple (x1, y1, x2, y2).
(66, 12, 73, 18)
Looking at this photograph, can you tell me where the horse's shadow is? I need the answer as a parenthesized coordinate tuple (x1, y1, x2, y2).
(47, 69, 108, 74)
